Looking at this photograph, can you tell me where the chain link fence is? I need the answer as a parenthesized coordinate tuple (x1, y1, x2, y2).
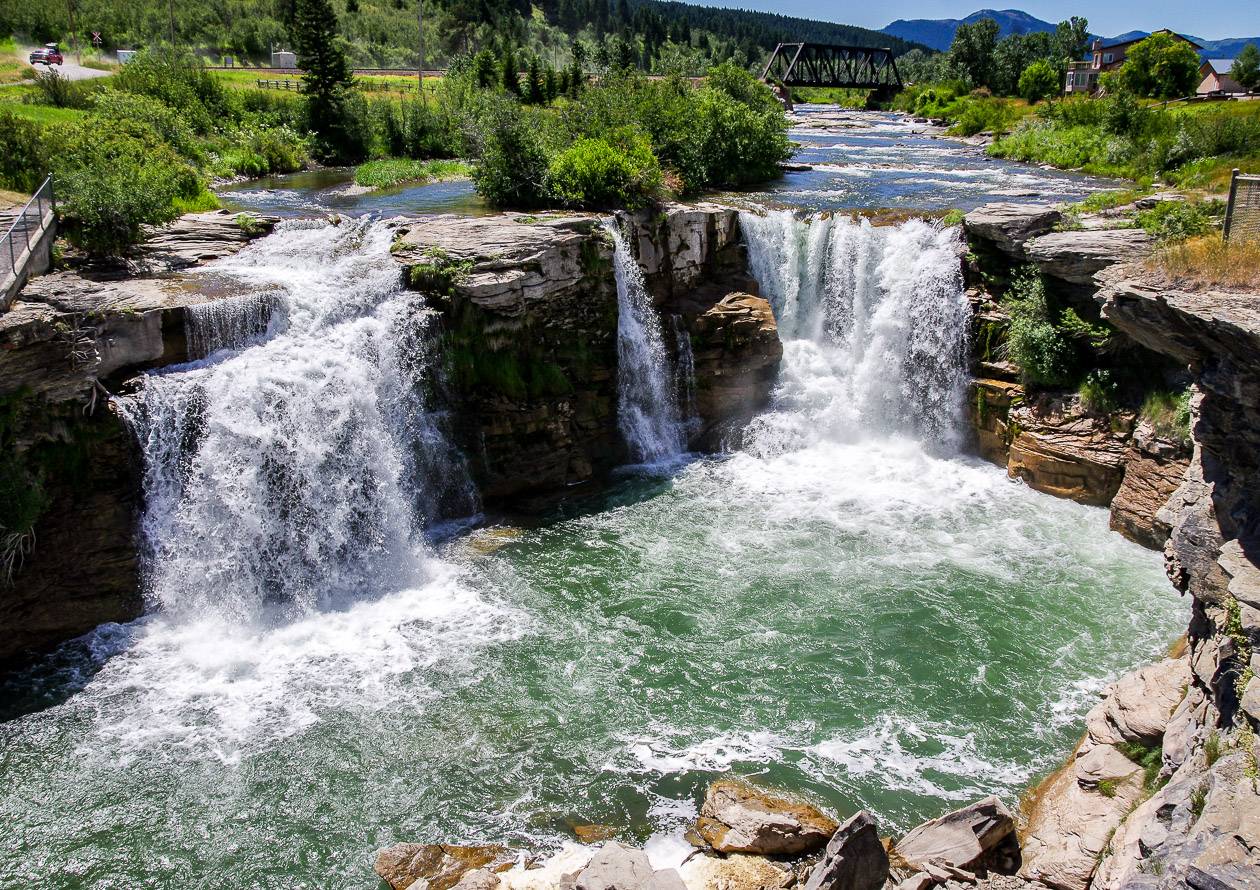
(1224, 169, 1260, 244)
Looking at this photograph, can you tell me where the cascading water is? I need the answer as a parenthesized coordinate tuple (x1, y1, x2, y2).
(120, 218, 477, 622)
(670, 314, 700, 442)
(740, 210, 971, 451)
(184, 291, 282, 359)
(605, 218, 686, 464)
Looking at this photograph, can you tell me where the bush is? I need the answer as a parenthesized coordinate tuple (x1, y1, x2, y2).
(91, 89, 199, 159)
(30, 68, 94, 109)
(691, 86, 791, 187)
(50, 121, 197, 257)
(1136, 200, 1221, 242)
(112, 48, 230, 134)
(1115, 33, 1201, 99)
(470, 97, 552, 208)
(547, 131, 662, 209)
(0, 110, 48, 192)
(1002, 268, 1074, 387)
(1078, 369, 1119, 414)
(380, 98, 463, 159)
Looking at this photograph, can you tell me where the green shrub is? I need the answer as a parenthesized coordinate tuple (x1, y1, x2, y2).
(1116, 739, 1165, 791)
(30, 68, 94, 109)
(548, 132, 662, 209)
(1018, 60, 1060, 104)
(470, 97, 552, 208)
(1136, 200, 1222, 243)
(0, 109, 48, 193)
(50, 121, 195, 257)
(1002, 268, 1074, 387)
(112, 48, 230, 134)
(91, 89, 199, 159)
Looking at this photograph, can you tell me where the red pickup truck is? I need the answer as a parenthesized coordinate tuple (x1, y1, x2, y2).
(29, 44, 65, 66)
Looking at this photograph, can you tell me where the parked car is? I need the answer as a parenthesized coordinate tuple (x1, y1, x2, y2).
(29, 44, 64, 66)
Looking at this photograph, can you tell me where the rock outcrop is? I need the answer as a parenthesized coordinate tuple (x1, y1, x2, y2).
(802, 811, 888, 890)
(1022, 231, 1153, 287)
(963, 205, 1062, 258)
(1108, 423, 1191, 550)
(1005, 397, 1132, 507)
(392, 206, 781, 504)
(691, 779, 838, 856)
(374, 843, 520, 890)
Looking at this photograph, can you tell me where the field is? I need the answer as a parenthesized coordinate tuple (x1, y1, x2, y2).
(208, 67, 443, 99)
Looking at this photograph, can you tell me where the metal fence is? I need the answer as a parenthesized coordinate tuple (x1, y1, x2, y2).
(3, 176, 55, 288)
(1224, 169, 1260, 244)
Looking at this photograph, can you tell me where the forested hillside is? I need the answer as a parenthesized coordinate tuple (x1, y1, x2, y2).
(4, 0, 922, 71)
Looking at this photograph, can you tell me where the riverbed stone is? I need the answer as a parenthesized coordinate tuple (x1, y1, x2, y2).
(693, 779, 838, 856)
(896, 797, 1016, 872)
(374, 843, 519, 890)
(574, 842, 654, 890)
(801, 811, 888, 890)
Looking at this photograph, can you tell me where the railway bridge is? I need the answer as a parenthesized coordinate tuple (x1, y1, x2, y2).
(760, 43, 903, 106)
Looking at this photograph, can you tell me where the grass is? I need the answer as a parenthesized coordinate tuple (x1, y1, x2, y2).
(1097, 778, 1120, 798)
(1116, 739, 1166, 792)
(1145, 234, 1260, 292)
(1074, 188, 1151, 213)
(354, 158, 472, 189)
(1140, 389, 1192, 445)
(0, 97, 88, 125)
(790, 86, 870, 106)
(208, 68, 442, 98)
(1204, 731, 1221, 767)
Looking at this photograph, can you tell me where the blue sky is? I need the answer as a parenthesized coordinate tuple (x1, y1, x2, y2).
(688, 1, 1260, 41)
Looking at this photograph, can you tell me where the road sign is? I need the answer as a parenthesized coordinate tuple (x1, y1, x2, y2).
(91, 31, 102, 46)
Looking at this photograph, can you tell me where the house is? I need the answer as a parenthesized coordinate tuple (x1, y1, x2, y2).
(1197, 59, 1245, 95)
(1064, 29, 1203, 95)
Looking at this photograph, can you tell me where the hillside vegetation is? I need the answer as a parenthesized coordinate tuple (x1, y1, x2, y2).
(4, 0, 920, 73)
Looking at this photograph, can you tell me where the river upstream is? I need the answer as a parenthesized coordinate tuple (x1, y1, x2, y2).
(0, 110, 1180, 887)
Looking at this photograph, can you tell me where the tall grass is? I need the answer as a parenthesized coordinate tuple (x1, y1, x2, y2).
(353, 158, 472, 188)
(1146, 234, 1260, 291)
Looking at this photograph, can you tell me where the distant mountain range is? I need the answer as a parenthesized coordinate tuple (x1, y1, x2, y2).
(880, 8, 1260, 57)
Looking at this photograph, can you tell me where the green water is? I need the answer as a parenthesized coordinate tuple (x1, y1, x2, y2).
(0, 438, 1181, 888)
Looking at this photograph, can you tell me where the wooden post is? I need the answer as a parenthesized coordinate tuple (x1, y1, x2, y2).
(1224, 168, 1240, 243)
(417, 0, 425, 102)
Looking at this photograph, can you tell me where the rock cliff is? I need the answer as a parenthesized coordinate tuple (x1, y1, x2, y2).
(390, 206, 781, 504)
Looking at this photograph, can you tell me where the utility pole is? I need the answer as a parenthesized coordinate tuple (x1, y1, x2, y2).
(65, 0, 81, 63)
(417, 0, 425, 102)
(168, 0, 177, 47)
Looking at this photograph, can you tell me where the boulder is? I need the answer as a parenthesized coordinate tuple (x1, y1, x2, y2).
(574, 843, 654, 890)
(895, 797, 1015, 872)
(453, 871, 503, 890)
(678, 851, 788, 890)
(801, 811, 889, 890)
(693, 779, 838, 856)
(374, 844, 519, 890)
(1023, 229, 1153, 286)
(963, 204, 1063, 258)
(1084, 657, 1190, 747)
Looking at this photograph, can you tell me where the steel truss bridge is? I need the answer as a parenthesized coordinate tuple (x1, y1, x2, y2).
(760, 43, 902, 96)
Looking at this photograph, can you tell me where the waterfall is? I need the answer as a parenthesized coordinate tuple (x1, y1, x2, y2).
(671, 314, 700, 443)
(119, 218, 477, 623)
(740, 210, 970, 451)
(604, 218, 686, 464)
(185, 292, 283, 360)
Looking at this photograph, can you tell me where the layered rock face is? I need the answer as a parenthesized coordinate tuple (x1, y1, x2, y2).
(962, 205, 1191, 548)
(391, 206, 781, 503)
(0, 211, 278, 666)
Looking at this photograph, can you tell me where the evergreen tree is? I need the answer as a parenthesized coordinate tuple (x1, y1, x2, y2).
(526, 55, 545, 103)
(1231, 44, 1260, 91)
(291, 0, 357, 160)
(502, 45, 521, 95)
(544, 65, 557, 101)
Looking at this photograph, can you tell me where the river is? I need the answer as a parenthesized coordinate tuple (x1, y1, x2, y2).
(0, 110, 1179, 887)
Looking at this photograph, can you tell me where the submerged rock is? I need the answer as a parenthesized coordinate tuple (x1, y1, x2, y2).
(374, 843, 519, 890)
(895, 797, 1016, 872)
(692, 779, 838, 856)
(801, 811, 888, 890)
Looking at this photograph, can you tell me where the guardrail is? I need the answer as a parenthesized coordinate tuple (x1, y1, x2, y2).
(255, 77, 420, 93)
(2, 176, 55, 295)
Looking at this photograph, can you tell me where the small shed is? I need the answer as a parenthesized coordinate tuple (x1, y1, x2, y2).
(271, 50, 298, 69)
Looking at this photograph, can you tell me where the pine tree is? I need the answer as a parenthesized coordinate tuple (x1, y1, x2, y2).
(291, 0, 356, 159)
(502, 46, 521, 95)
(526, 56, 545, 104)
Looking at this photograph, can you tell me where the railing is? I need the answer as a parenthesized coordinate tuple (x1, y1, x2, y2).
(1224, 168, 1260, 244)
(2, 176, 55, 290)
(256, 78, 302, 91)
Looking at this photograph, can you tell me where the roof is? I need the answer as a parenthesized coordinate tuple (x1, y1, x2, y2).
(1206, 59, 1236, 72)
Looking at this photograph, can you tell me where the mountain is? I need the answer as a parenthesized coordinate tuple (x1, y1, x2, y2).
(881, 8, 1055, 51)
(881, 9, 1260, 58)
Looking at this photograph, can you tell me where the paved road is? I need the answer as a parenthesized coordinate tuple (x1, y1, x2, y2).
(22, 49, 113, 82)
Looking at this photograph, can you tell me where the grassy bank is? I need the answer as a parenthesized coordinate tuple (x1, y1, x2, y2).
(892, 82, 1035, 136)
(354, 158, 472, 188)
(988, 96, 1260, 191)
